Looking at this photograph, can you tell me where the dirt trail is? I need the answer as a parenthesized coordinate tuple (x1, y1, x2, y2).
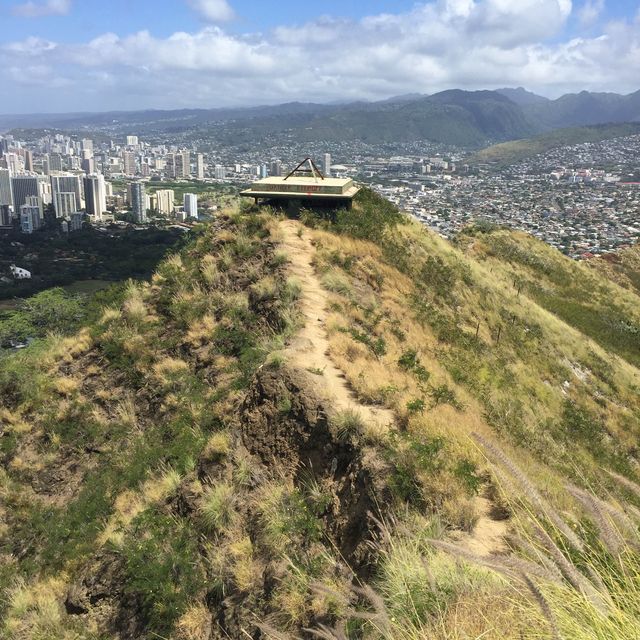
(279, 219, 395, 431)
(279, 219, 508, 555)
(453, 496, 509, 556)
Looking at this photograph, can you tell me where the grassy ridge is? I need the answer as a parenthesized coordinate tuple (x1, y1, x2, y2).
(0, 194, 639, 638)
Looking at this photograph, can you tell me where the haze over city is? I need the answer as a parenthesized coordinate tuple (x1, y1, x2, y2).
(2, 0, 640, 112)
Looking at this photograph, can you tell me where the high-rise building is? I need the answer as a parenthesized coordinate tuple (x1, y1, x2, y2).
(0, 168, 12, 208)
(81, 139, 94, 154)
(81, 158, 95, 174)
(126, 135, 139, 147)
(130, 182, 146, 224)
(123, 151, 136, 176)
(323, 153, 331, 177)
(83, 174, 107, 219)
(11, 176, 40, 212)
(196, 153, 205, 179)
(48, 154, 63, 172)
(54, 192, 78, 219)
(23, 149, 33, 172)
(4, 153, 22, 175)
(51, 174, 82, 216)
(183, 193, 198, 219)
(174, 151, 190, 178)
(214, 165, 226, 180)
(25, 195, 43, 219)
(156, 189, 175, 215)
(0, 205, 12, 227)
(269, 160, 282, 177)
(67, 212, 84, 232)
(20, 203, 42, 234)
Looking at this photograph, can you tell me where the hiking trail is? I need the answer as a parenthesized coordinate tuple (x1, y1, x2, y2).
(279, 218, 508, 555)
(279, 219, 395, 431)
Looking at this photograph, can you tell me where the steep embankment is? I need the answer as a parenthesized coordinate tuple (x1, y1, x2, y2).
(1, 194, 639, 639)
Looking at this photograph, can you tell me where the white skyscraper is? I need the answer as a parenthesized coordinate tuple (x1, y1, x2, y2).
(196, 153, 205, 179)
(323, 153, 331, 177)
(54, 192, 78, 219)
(81, 139, 94, 154)
(156, 189, 175, 215)
(51, 174, 82, 216)
(184, 193, 198, 219)
(0, 168, 12, 208)
(126, 135, 139, 146)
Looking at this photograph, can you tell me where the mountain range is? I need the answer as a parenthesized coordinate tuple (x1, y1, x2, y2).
(3, 88, 640, 147)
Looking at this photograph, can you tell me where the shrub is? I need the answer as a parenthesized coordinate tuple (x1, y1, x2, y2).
(201, 482, 236, 531)
(333, 409, 365, 441)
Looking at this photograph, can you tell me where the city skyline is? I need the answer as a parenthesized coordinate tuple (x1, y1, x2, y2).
(1, 0, 640, 113)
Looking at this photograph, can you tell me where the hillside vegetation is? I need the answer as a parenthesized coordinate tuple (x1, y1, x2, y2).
(469, 122, 640, 166)
(587, 244, 640, 297)
(1, 193, 639, 639)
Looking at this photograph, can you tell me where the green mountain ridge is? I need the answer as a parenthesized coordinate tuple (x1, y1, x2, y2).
(5, 88, 640, 147)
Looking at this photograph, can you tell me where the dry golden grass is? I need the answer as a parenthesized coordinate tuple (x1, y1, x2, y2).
(115, 395, 138, 429)
(185, 313, 217, 347)
(98, 306, 121, 325)
(98, 467, 182, 547)
(123, 286, 148, 324)
(3, 575, 69, 638)
(229, 536, 263, 592)
(0, 408, 31, 435)
(152, 356, 190, 385)
(52, 376, 80, 396)
(203, 431, 231, 460)
(43, 328, 94, 366)
(175, 603, 212, 640)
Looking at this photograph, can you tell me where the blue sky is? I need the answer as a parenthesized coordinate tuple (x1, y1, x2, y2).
(2, 1, 426, 38)
(1, 0, 640, 113)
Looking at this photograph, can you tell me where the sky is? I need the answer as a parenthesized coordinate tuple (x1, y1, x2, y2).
(1, 0, 640, 113)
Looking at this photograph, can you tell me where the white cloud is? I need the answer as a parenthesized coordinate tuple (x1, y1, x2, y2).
(12, 0, 71, 18)
(3, 36, 57, 55)
(188, 0, 234, 22)
(2, 0, 640, 112)
(578, 0, 605, 26)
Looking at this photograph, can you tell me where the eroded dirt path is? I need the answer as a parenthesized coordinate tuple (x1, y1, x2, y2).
(279, 219, 508, 555)
(279, 219, 395, 431)
(453, 496, 509, 556)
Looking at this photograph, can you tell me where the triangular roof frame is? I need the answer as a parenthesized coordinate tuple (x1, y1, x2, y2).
(283, 157, 325, 182)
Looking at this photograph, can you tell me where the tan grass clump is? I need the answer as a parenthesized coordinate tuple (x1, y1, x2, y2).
(175, 603, 212, 640)
(52, 376, 80, 396)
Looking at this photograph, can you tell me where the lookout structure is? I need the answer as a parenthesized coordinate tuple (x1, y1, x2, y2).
(240, 158, 359, 212)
